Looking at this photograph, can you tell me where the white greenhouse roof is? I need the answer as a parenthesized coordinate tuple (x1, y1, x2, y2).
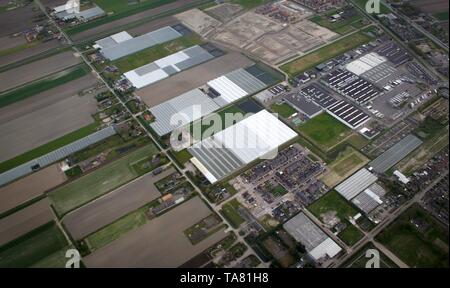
(188, 110, 297, 183)
(309, 238, 342, 261)
(124, 45, 214, 89)
(345, 52, 387, 76)
(335, 168, 378, 200)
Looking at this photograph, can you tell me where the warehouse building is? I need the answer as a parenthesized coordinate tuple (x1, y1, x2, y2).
(369, 134, 423, 173)
(94, 26, 182, 61)
(322, 69, 380, 104)
(335, 168, 378, 200)
(283, 212, 342, 262)
(149, 67, 267, 136)
(188, 110, 297, 184)
(124, 45, 215, 89)
(326, 100, 371, 129)
(284, 92, 323, 118)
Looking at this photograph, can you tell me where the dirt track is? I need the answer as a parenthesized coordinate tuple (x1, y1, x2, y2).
(0, 51, 81, 93)
(70, 0, 201, 42)
(0, 164, 66, 215)
(84, 197, 227, 268)
(0, 74, 98, 162)
(136, 51, 254, 107)
(63, 168, 176, 240)
(0, 198, 53, 246)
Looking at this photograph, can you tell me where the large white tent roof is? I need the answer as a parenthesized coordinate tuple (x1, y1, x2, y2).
(189, 110, 297, 183)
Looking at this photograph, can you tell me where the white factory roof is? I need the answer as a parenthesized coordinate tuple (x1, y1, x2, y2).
(309, 238, 342, 261)
(283, 212, 342, 262)
(335, 168, 378, 200)
(148, 67, 268, 136)
(95, 26, 182, 61)
(124, 45, 214, 89)
(345, 52, 387, 76)
(188, 110, 297, 183)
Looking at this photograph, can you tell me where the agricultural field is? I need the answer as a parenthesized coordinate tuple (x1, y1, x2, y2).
(230, 0, 270, 10)
(0, 221, 69, 268)
(297, 112, 352, 152)
(220, 199, 245, 229)
(0, 64, 89, 108)
(376, 204, 449, 268)
(49, 144, 159, 216)
(280, 30, 374, 76)
(84, 197, 227, 268)
(171, 149, 193, 165)
(319, 146, 369, 188)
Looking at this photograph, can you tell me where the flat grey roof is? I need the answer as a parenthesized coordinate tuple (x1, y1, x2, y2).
(369, 134, 423, 173)
(99, 26, 182, 61)
(284, 92, 322, 118)
(0, 126, 116, 187)
(283, 212, 328, 251)
(335, 168, 378, 200)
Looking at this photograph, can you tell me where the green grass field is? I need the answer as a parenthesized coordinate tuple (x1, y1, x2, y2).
(338, 225, 364, 246)
(0, 222, 68, 268)
(112, 35, 204, 72)
(280, 30, 374, 76)
(308, 190, 360, 223)
(0, 41, 39, 58)
(298, 112, 352, 151)
(310, 7, 364, 35)
(270, 184, 288, 197)
(376, 204, 449, 268)
(220, 199, 245, 229)
(433, 11, 449, 21)
(86, 207, 148, 251)
(309, 191, 365, 246)
(172, 149, 193, 165)
(231, 0, 271, 9)
(270, 102, 297, 118)
(49, 144, 159, 216)
(31, 245, 74, 268)
(0, 122, 99, 173)
(0, 65, 89, 108)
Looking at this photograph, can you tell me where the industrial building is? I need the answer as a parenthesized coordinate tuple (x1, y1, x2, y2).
(94, 26, 183, 61)
(335, 168, 378, 200)
(283, 212, 342, 262)
(283, 92, 323, 118)
(369, 134, 423, 173)
(322, 69, 380, 104)
(300, 83, 338, 109)
(149, 67, 268, 136)
(124, 45, 215, 89)
(188, 110, 297, 184)
(326, 100, 371, 129)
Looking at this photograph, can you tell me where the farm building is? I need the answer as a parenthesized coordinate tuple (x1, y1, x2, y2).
(188, 110, 297, 184)
(335, 168, 378, 200)
(283, 212, 342, 262)
(94, 26, 182, 61)
(53, 4, 106, 21)
(369, 134, 423, 173)
(149, 67, 268, 136)
(124, 45, 215, 89)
